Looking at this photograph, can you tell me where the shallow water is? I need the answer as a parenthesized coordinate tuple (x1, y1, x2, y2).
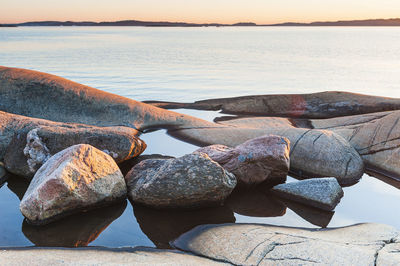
(1, 27, 400, 248)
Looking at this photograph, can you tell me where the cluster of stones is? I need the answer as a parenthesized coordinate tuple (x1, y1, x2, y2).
(2, 66, 400, 264)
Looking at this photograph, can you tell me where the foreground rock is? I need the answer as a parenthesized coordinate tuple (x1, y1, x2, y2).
(272, 178, 344, 211)
(172, 223, 399, 265)
(20, 144, 127, 224)
(0, 247, 226, 265)
(171, 117, 364, 185)
(310, 110, 400, 178)
(125, 153, 236, 209)
(0, 111, 146, 178)
(146, 91, 400, 118)
(195, 135, 290, 185)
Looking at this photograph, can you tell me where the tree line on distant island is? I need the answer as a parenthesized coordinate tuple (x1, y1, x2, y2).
(1, 18, 400, 27)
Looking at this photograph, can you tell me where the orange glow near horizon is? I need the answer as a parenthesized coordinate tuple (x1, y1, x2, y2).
(1, 0, 400, 24)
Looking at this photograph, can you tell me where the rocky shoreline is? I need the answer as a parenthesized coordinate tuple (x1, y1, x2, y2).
(1, 66, 400, 264)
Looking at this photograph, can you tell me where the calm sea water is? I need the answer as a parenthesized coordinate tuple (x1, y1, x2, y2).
(1, 26, 400, 248)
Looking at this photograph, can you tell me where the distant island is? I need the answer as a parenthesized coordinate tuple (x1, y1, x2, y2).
(1, 18, 400, 27)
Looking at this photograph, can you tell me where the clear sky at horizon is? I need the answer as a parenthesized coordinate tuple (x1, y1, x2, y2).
(1, 0, 400, 24)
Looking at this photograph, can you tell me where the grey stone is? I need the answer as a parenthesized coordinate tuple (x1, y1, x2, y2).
(272, 178, 344, 211)
(0, 111, 146, 178)
(146, 91, 400, 118)
(376, 237, 400, 265)
(20, 144, 127, 225)
(194, 135, 290, 185)
(0, 247, 227, 265)
(172, 223, 399, 266)
(125, 153, 237, 209)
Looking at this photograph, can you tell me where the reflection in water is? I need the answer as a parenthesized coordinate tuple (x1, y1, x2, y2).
(133, 203, 235, 249)
(22, 201, 127, 247)
(6, 174, 30, 200)
(226, 188, 286, 217)
(279, 198, 334, 228)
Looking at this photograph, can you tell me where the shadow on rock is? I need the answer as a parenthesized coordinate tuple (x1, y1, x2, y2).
(6, 174, 30, 200)
(225, 188, 286, 217)
(22, 201, 127, 247)
(280, 198, 334, 228)
(133, 203, 235, 249)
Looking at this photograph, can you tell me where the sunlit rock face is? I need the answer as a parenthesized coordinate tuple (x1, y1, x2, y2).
(311, 110, 400, 178)
(194, 135, 290, 185)
(20, 144, 127, 225)
(172, 223, 400, 265)
(125, 153, 237, 209)
(146, 91, 400, 118)
(1, 111, 146, 178)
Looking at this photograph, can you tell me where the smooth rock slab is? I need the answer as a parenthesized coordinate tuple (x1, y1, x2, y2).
(125, 153, 237, 209)
(172, 223, 399, 266)
(272, 178, 344, 211)
(0, 247, 227, 266)
(194, 135, 290, 185)
(20, 144, 127, 224)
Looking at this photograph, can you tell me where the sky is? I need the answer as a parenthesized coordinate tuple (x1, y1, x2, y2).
(1, 0, 400, 24)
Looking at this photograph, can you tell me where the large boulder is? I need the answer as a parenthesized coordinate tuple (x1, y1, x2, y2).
(125, 153, 237, 209)
(272, 178, 344, 211)
(20, 144, 127, 225)
(194, 135, 290, 185)
(0, 111, 146, 178)
(170, 117, 364, 185)
(310, 110, 400, 178)
(172, 223, 400, 265)
(146, 91, 400, 118)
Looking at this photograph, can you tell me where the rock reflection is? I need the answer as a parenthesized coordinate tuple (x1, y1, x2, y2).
(6, 174, 30, 200)
(22, 201, 127, 247)
(133, 204, 235, 249)
(226, 188, 286, 217)
(280, 198, 334, 228)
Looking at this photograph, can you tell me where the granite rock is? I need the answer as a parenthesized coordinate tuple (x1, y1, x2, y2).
(125, 153, 237, 209)
(272, 178, 344, 211)
(20, 144, 127, 224)
(194, 135, 290, 185)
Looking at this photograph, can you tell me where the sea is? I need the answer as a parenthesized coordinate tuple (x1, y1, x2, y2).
(1, 26, 400, 248)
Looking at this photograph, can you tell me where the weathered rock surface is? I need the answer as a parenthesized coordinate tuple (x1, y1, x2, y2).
(171, 117, 364, 185)
(146, 91, 400, 118)
(22, 201, 127, 247)
(125, 153, 237, 209)
(0, 66, 215, 130)
(0, 247, 227, 265)
(272, 178, 344, 211)
(376, 236, 400, 265)
(0, 111, 146, 178)
(172, 223, 400, 266)
(194, 135, 290, 185)
(310, 110, 400, 178)
(20, 144, 127, 224)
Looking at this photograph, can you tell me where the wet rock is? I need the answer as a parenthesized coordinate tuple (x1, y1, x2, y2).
(171, 117, 364, 185)
(272, 178, 344, 211)
(194, 135, 290, 185)
(0, 247, 227, 265)
(20, 144, 127, 225)
(172, 223, 399, 266)
(1, 111, 146, 178)
(125, 153, 237, 209)
(145, 91, 400, 118)
(311, 110, 400, 179)
(134, 204, 235, 249)
(23, 201, 127, 247)
(225, 189, 286, 217)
